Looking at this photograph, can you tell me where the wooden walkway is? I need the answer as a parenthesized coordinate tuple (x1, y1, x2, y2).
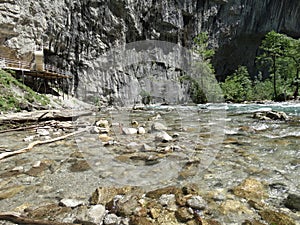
(0, 56, 72, 79)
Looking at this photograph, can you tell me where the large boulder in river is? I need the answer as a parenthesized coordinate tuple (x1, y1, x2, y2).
(253, 110, 289, 121)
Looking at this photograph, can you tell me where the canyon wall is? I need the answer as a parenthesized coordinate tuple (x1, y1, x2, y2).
(1, 0, 300, 104)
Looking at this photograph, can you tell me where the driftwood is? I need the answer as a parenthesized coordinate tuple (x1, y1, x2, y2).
(0, 128, 89, 160)
(0, 110, 92, 125)
(0, 124, 40, 134)
(0, 212, 81, 225)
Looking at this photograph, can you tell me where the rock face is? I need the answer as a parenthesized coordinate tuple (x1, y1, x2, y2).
(1, 0, 300, 104)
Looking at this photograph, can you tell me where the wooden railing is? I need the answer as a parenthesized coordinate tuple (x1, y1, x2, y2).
(0, 57, 31, 71)
(0, 56, 72, 78)
(44, 64, 72, 77)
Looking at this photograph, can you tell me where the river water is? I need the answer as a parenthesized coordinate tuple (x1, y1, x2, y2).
(0, 102, 299, 223)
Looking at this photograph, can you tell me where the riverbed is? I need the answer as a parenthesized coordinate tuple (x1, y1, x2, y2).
(0, 102, 299, 224)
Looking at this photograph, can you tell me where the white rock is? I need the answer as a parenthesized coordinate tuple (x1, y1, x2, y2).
(104, 213, 120, 225)
(33, 161, 41, 168)
(155, 131, 173, 142)
(23, 135, 36, 142)
(91, 126, 109, 134)
(122, 127, 138, 135)
(151, 122, 168, 132)
(60, 198, 84, 208)
(12, 166, 24, 171)
(88, 204, 106, 224)
(36, 128, 50, 136)
(137, 127, 146, 134)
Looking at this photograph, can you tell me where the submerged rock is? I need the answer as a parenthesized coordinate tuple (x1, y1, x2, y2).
(151, 122, 168, 132)
(90, 186, 141, 205)
(219, 199, 253, 215)
(99, 133, 113, 142)
(146, 186, 182, 199)
(233, 178, 268, 201)
(284, 194, 300, 211)
(69, 160, 91, 172)
(0, 185, 25, 200)
(259, 209, 296, 225)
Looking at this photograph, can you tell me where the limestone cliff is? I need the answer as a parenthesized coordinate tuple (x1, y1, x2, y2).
(1, 0, 300, 104)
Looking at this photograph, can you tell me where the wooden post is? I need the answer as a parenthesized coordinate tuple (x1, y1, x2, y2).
(22, 70, 24, 85)
(62, 79, 64, 100)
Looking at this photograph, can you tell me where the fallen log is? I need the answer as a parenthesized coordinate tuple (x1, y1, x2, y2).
(0, 212, 81, 225)
(0, 110, 92, 125)
(0, 128, 89, 160)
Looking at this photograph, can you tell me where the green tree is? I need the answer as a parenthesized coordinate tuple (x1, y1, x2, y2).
(256, 31, 300, 100)
(257, 31, 291, 99)
(284, 36, 300, 98)
(193, 32, 215, 71)
(221, 66, 253, 102)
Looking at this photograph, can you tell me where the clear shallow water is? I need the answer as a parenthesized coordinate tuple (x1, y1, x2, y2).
(0, 103, 299, 223)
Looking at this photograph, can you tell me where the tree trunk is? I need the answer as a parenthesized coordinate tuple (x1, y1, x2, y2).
(294, 68, 299, 99)
(273, 55, 277, 100)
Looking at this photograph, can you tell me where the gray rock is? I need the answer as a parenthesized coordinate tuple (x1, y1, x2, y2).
(159, 194, 177, 211)
(155, 131, 173, 142)
(59, 198, 84, 208)
(140, 144, 154, 152)
(186, 196, 207, 210)
(151, 122, 168, 132)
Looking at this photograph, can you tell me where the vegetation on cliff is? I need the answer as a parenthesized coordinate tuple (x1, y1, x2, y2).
(0, 69, 50, 112)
